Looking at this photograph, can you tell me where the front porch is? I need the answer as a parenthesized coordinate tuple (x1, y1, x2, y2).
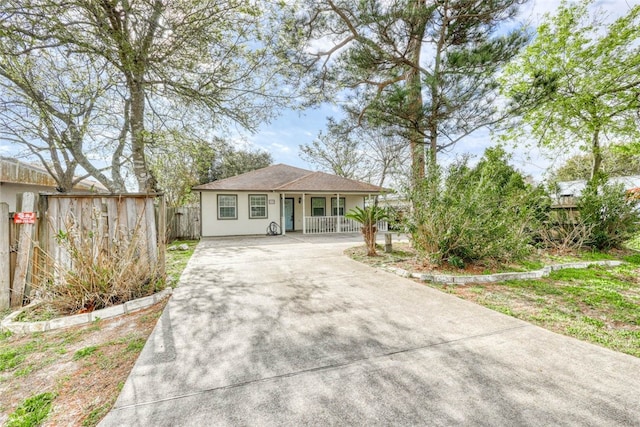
(303, 215, 388, 235)
(278, 192, 388, 235)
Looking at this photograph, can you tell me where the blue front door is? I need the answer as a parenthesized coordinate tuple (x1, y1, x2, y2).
(284, 198, 294, 231)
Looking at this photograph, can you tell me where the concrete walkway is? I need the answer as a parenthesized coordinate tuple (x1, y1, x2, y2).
(101, 234, 640, 426)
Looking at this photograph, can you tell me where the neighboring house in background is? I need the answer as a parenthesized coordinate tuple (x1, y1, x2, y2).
(555, 175, 640, 206)
(0, 157, 104, 211)
(192, 164, 386, 237)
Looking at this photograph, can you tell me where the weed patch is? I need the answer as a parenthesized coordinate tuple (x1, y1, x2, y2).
(73, 346, 99, 360)
(6, 392, 56, 427)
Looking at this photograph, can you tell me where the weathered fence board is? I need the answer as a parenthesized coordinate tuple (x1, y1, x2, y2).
(0, 203, 10, 309)
(165, 206, 200, 241)
(3, 192, 166, 307)
(11, 192, 36, 307)
(40, 194, 164, 293)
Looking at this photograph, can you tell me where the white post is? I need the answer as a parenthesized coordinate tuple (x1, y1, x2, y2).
(281, 193, 286, 235)
(336, 192, 341, 233)
(0, 203, 10, 310)
(302, 193, 306, 234)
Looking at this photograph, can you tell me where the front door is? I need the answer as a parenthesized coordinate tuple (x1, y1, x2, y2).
(284, 198, 295, 231)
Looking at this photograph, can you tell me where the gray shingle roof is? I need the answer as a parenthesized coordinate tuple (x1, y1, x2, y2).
(192, 164, 384, 193)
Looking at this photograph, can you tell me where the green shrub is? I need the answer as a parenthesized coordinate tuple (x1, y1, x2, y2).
(7, 392, 56, 427)
(578, 178, 640, 250)
(345, 205, 389, 256)
(408, 147, 544, 265)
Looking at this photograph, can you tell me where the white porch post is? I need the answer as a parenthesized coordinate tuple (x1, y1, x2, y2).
(302, 193, 306, 234)
(336, 192, 341, 233)
(281, 193, 286, 235)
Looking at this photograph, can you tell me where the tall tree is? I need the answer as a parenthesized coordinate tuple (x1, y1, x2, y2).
(549, 147, 640, 183)
(1, 0, 299, 192)
(300, 117, 407, 187)
(148, 133, 217, 207)
(299, 118, 365, 180)
(500, 1, 640, 182)
(207, 142, 273, 182)
(290, 0, 529, 184)
(0, 33, 127, 192)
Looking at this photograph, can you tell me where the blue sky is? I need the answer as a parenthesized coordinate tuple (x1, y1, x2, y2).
(241, 0, 638, 182)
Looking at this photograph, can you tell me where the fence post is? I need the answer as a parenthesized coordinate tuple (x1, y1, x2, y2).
(384, 233, 393, 253)
(0, 203, 10, 310)
(158, 194, 166, 278)
(11, 192, 36, 307)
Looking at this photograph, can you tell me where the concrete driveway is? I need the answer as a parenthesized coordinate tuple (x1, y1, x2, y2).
(101, 234, 640, 426)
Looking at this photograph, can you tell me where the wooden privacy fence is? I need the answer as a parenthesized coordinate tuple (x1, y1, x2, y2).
(1, 192, 166, 309)
(165, 206, 199, 241)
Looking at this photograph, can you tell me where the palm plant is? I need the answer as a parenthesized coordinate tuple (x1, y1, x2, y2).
(346, 205, 388, 256)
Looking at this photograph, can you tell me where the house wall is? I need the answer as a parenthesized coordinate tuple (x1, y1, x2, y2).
(0, 183, 52, 211)
(200, 191, 281, 237)
(199, 191, 367, 237)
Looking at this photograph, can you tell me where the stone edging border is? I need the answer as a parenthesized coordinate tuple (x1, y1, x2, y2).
(382, 260, 624, 285)
(1, 288, 173, 334)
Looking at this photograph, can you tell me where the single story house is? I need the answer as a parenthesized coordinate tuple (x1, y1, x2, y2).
(0, 157, 104, 211)
(192, 164, 387, 237)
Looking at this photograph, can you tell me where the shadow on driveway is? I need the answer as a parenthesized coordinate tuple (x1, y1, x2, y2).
(100, 235, 640, 426)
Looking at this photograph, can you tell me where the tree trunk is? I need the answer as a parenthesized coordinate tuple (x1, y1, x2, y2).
(590, 128, 602, 182)
(130, 80, 155, 192)
(406, 0, 428, 186)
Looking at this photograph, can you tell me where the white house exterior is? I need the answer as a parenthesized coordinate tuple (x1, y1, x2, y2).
(193, 164, 387, 237)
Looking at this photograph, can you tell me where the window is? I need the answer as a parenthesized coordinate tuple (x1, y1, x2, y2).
(249, 194, 267, 219)
(331, 197, 346, 216)
(217, 195, 237, 219)
(311, 197, 326, 216)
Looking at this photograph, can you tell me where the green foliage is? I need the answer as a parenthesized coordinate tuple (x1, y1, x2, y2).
(549, 148, 640, 182)
(0, 349, 25, 371)
(578, 179, 640, 250)
(165, 240, 198, 288)
(6, 392, 56, 427)
(73, 346, 98, 361)
(293, 0, 530, 179)
(409, 147, 544, 265)
(346, 205, 389, 256)
(500, 1, 640, 179)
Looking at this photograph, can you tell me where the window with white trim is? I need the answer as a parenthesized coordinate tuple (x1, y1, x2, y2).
(218, 195, 237, 219)
(249, 194, 267, 219)
(311, 197, 326, 216)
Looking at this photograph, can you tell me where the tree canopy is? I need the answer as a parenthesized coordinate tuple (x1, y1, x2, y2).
(0, 0, 299, 192)
(290, 0, 529, 183)
(500, 0, 640, 182)
(299, 116, 407, 187)
(549, 147, 640, 183)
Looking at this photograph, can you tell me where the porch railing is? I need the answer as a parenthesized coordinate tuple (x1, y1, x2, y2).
(303, 216, 388, 234)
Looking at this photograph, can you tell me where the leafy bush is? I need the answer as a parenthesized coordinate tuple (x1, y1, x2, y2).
(578, 178, 640, 250)
(408, 147, 544, 265)
(7, 392, 56, 427)
(345, 205, 389, 256)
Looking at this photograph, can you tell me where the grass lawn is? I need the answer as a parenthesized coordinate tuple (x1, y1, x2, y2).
(348, 245, 640, 358)
(0, 240, 198, 426)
